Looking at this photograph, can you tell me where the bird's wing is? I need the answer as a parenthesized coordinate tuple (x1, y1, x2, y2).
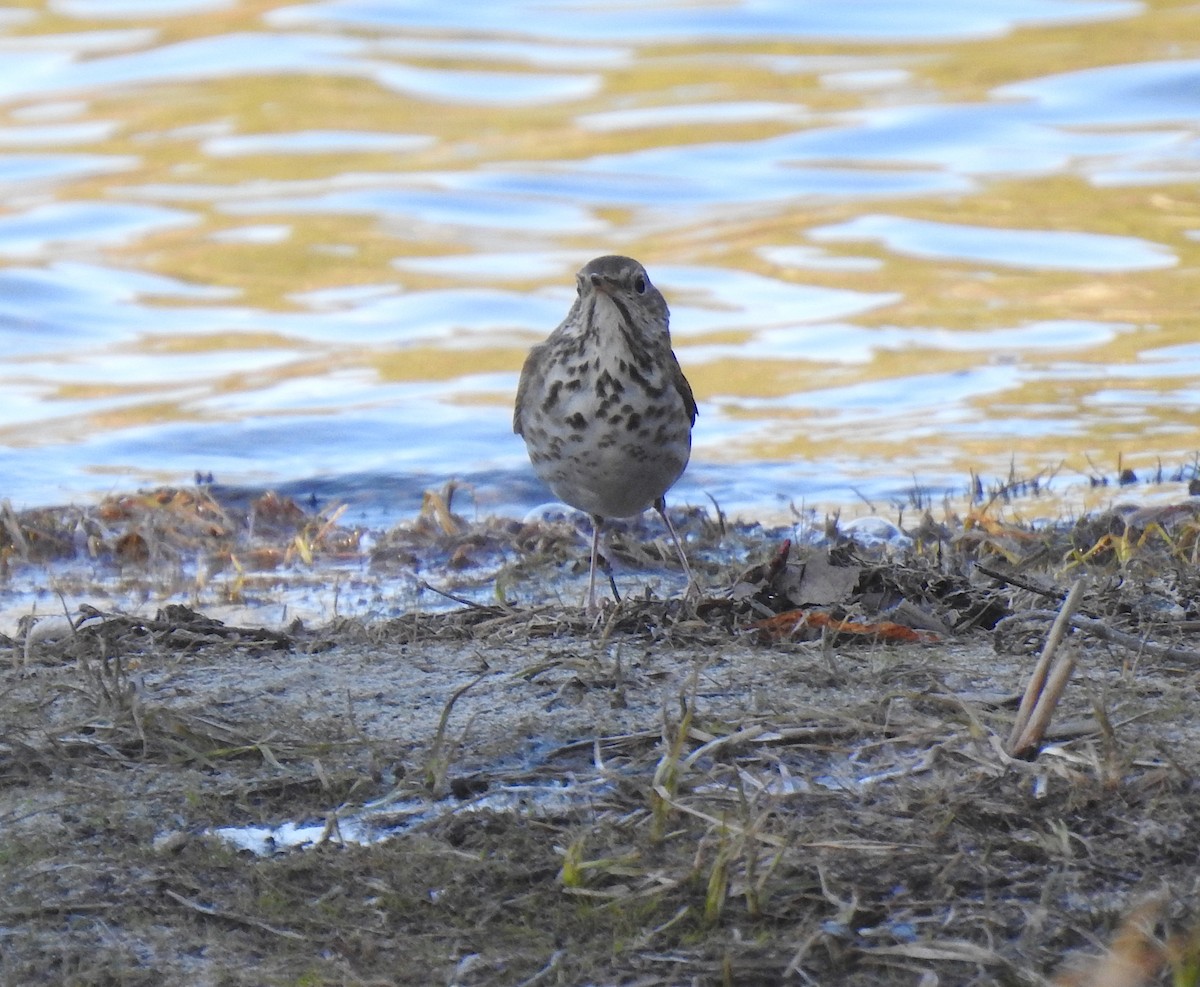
(513, 342, 548, 436)
(670, 354, 698, 426)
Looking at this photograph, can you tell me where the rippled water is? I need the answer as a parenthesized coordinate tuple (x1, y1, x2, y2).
(1, 0, 1198, 522)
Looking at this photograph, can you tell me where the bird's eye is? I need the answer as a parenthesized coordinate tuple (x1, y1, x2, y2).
(634, 276, 647, 294)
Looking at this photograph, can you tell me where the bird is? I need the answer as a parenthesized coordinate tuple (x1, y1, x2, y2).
(514, 254, 696, 609)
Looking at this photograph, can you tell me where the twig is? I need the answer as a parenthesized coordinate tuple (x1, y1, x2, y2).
(974, 562, 1063, 600)
(418, 579, 485, 609)
(163, 888, 305, 940)
(998, 609, 1200, 664)
(1007, 578, 1087, 757)
(681, 724, 766, 770)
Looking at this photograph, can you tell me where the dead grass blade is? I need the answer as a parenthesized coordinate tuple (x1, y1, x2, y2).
(864, 938, 1007, 964)
(424, 671, 490, 796)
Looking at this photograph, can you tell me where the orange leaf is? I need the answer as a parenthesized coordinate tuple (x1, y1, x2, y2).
(752, 609, 937, 644)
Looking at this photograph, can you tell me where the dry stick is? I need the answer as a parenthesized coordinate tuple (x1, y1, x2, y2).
(162, 888, 304, 941)
(973, 562, 1062, 600)
(1013, 611, 1200, 663)
(1011, 643, 1079, 758)
(418, 579, 486, 609)
(1007, 576, 1088, 755)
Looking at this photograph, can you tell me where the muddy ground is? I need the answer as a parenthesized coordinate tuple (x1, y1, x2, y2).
(2, 485, 1200, 986)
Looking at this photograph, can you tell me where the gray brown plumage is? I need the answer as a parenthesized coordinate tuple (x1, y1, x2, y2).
(514, 255, 696, 608)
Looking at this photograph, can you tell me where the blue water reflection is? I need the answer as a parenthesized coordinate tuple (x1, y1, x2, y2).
(810, 215, 1176, 271)
(460, 153, 971, 207)
(0, 30, 599, 107)
(224, 185, 602, 233)
(271, 0, 1138, 42)
(0, 34, 362, 100)
(0, 203, 194, 256)
(0, 262, 229, 352)
(0, 154, 133, 185)
(1000, 60, 1200, 124)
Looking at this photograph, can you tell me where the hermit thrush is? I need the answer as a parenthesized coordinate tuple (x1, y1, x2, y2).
(514, 255, 696, 609)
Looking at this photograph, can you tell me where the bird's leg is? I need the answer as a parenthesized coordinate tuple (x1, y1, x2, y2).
(654, 497, 696, 597)
(604, 562, 621, 605)
(587, 514, 603, 612)
(587, 514, 621, 611)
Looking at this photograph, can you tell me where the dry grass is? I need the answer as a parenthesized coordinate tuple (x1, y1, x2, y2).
(2, 486, 1200, 984)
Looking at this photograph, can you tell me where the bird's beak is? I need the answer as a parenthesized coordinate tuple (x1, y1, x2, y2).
(588, 273, 615, 297)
